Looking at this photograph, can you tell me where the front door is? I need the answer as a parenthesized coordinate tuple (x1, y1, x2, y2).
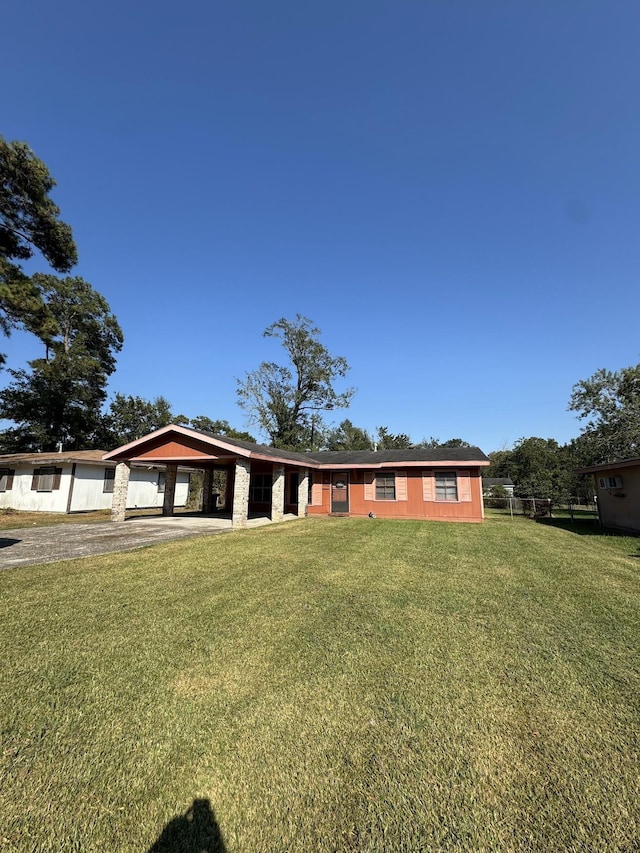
(331, 472, 349, 513)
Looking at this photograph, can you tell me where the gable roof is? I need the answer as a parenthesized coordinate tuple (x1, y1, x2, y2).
(103, 425, 312, 465)
(103, 425, 490, 469)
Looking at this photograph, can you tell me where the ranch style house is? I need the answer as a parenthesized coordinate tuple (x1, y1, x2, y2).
(103, 425, 490, 525)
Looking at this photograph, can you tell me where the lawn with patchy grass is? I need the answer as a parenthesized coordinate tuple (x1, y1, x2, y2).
(0, 508, 113, 530)
(0, 506, 198, 531)
(1, 516, 638, 851)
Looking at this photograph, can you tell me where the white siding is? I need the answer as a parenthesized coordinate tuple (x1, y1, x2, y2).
(0, 462, 190, 513)
(69, 464, 112, 512)
(0, 465, 71, 512)
(126, 467, 190, 509)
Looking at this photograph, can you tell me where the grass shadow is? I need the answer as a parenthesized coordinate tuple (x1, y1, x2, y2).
(148, 798, 226, 852)
(536, 517, 639, 539)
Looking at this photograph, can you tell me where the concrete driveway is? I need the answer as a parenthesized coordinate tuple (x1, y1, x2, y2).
(0, 513, 290, 570)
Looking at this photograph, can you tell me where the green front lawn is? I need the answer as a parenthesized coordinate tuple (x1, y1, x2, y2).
(1, 516, 638, 851)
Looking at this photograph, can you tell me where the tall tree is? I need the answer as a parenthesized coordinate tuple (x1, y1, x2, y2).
(569, 364, 640, 462)
(416, 437, 472, 448)
(376, 426, 412, 449)
(486, 448, 517, 480)
(0, 137, 77, 356)
(102, 394, 174, 447)
(237, 315, 354, 449)
(487, 437, 574, 503)
(325, 419, 373, 451)
(0, 276, 123, 451)
(438, 438, 472, 448)
(188, 416, 256, 443)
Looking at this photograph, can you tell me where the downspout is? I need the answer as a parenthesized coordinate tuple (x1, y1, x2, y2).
(66, 462, 76, 514)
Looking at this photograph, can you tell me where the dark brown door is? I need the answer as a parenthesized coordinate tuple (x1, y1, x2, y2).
(331, 473, 349, 513)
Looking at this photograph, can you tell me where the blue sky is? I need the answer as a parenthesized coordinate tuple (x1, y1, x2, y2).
(2, 0, 639, 453)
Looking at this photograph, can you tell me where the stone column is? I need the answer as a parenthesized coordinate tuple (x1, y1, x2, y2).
(272, 465, 285, 522)
(111, 461, 131, 522)
(232, 459, 251, 528)
(202, 469, 214, 513)
(297, 468, 309, 517)
(162, 464, 178, 517)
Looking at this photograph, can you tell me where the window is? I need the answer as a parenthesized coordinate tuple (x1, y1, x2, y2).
(250, 473, 272, 503)
(0, 468, 14, 492)
(436, 471, 458, 501)
(376, 472, 396, 500)
(103, 468, 115, 493)
(38, 466, 55, 492)
(31, 467, 62, 492)
(599, 476, 623, 489)
(158, 471, 166, 493)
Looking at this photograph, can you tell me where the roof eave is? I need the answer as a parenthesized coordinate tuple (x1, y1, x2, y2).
(577, 458, 640, 474)
(311, 459, 490, 470)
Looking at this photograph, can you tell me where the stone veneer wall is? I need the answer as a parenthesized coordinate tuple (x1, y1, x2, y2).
(162, 463, 178, 516)
(297, 468, 309, 517)
(271, 465, 285, 521)
(232, 459, 251, 527)
(111, 461, 131, 522)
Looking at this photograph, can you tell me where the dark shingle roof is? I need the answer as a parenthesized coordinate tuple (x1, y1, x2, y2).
(185, 430, 314, 463)
(180, 428, 490, 467)
(0, 450, 110, 465)
(306, 447, 490, 465)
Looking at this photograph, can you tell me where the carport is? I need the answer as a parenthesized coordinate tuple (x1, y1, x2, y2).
(102, 425, 310, 528)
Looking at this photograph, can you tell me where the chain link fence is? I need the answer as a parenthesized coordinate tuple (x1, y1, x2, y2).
(485, 495, 599, 523)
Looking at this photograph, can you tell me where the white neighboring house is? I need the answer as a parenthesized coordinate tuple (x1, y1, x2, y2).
(0, 450, 190, 513)
(482, 477, 515, 497)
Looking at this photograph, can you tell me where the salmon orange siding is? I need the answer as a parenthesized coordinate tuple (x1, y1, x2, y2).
(307, 468, 485, 522)
(131, 439, 233, 461)
(103, 425, 490, 524)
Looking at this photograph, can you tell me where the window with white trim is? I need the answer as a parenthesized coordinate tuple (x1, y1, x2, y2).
(435, 471, 458, 501)
(0, 468, 14, 491)
(598, 476, 623, 489)
(375, 472, 396, 500)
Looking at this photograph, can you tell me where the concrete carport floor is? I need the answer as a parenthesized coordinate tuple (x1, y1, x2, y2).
(0, 513, 297, 570)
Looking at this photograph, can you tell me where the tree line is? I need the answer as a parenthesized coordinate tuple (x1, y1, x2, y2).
(1, 134, 638, 493)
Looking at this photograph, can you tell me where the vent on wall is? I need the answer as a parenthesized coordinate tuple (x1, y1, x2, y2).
(599, 475, 623, 489)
